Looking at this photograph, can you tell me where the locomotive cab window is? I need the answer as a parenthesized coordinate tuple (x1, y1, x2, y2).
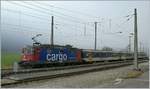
(22, 47, 32, 54)
(23, 46, 33, 54)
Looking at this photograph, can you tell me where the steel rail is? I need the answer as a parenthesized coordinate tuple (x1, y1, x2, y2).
(1, 60, 148, 87)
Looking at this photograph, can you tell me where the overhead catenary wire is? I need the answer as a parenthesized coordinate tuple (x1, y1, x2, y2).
(5, 2, 88, 34)
(2, 9, 133, 37)
(2, 8, 90, 29)
(2, 1, 139, 51)
(5, 1, 133, 33)
(33, 1, 135, 24)
(2, 23, 93, 38)
(1, 9, 50, 25)
(0, 9, 94, 34)
(3, 2, 135, 41)
(2, 21, 93, 37)
(7, 1, 50, 17)
(8, 1, 88, 25)
(23, 1, 87, 21)
(34, 1, 97, 18)
(2, 24, 50, 35)
(97, 14, 134, 38)
(21, 1, 87, 24)
(1, 23, 49, 32)
(103, 14, 134, 34)
(4, 1, 135, 28)
(55, 20, 94, 31)
(1, 8, 49, 22)
(114, 14, 134, 29)
(2, 25, 51, 44)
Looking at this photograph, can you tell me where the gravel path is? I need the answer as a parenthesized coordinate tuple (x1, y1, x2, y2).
(6, 62, 149, 88)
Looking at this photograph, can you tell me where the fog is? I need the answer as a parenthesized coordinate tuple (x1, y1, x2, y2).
(1, 1, 150, 53)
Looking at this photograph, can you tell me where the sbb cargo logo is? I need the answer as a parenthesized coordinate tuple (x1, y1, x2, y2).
(46, 54, 67, 62)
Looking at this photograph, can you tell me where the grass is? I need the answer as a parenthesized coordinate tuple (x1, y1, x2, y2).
(1, 52, 20, 69)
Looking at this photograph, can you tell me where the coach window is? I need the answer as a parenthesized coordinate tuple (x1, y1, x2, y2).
(105, 53, 107, 57)
(99, 53, 101, 57)
(109, 53, 112, 57)
(97, 53, 100, 57)
(101, 53, 103, 57)
(82, 52, 87, 58)
(84, 52, 87, 57)
(93, 52, 96, 57)
(96, 53, 99, 57)
(106, 53, 109, 57)
(104, 53, 106, 57)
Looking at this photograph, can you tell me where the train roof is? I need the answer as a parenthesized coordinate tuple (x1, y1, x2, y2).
(82, 49, 114, 53)
(82, 49, 134, 54)
(28, 44, 79, 49)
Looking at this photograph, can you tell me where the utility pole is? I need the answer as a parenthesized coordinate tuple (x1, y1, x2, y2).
(94, 22, 97, 50)
(134, 8, 139, 70)
(51, 16, 54, 47)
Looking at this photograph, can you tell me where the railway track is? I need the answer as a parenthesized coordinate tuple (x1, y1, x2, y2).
(1, 60, 128, 78)
(1, 60, 148, 87)
(2, 59, 147, 78)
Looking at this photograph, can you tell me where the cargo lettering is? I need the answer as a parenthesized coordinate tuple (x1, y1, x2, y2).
(47, 54, 67, 62)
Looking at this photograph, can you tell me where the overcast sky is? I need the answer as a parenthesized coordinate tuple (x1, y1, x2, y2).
(1, 1, 150, 53)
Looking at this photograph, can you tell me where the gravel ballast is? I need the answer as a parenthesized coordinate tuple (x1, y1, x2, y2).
(5, 62, 149, 88)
